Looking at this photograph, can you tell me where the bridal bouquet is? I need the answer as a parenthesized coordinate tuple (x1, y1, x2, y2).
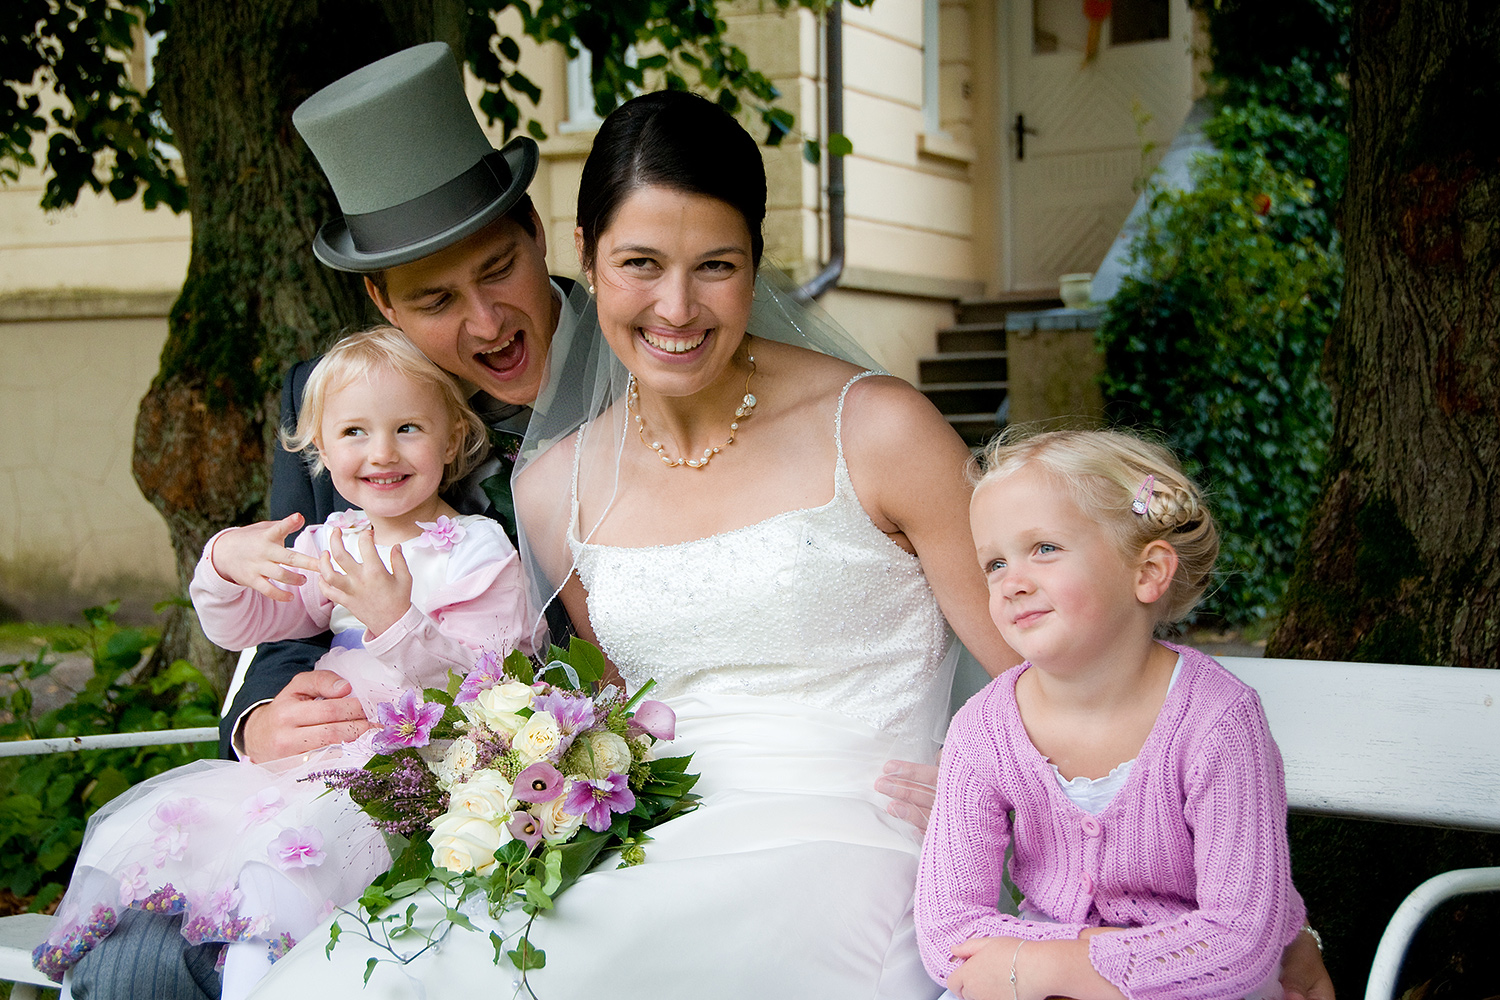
(316, 638, 699, 984)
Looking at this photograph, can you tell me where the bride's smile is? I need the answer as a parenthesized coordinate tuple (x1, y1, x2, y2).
(581, 184, 755, 405)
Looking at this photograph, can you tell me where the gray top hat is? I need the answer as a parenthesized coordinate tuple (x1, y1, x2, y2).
(293, 42, 539, 273)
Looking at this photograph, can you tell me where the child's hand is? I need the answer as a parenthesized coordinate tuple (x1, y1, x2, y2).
(209, 514, 321, 601)
(948, 936, 1022, 1000)
(316, 527, 414, 639)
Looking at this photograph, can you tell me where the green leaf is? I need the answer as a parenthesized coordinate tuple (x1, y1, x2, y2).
(827, 133, 854, 157)
(803, 139, 821, 165)
(507, 937, 546, 971)
(326, 919, 342, 957)
(505, 648, 534, 685)
(364, 957, 379, 985)
(564, 637, 607, 687)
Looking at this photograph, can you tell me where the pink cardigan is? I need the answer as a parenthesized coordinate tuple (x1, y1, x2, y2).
(915, 645, 1305, 1000)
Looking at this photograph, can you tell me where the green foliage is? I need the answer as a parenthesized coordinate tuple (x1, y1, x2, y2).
(0, 0, 183, 211)
(492, 0, 868, 148)
(1099, 0, 1349, 624)
(1099, 152, 1341, 623)
(0, 603, 218, 907)
(4, 0, 862, 215)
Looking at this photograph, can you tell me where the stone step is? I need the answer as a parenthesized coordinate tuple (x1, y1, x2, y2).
(956, 294, 1063, 326)
(918, 351, 1007, 385)
(937, 323, 1007, 354)
(919, 381, 1008, 416)
(945, 412, 1005, 448)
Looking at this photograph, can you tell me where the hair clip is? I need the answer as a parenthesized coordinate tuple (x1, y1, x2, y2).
(1131, 475, 1155, 516)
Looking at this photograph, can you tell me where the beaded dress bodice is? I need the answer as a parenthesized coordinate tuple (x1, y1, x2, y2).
(569, 373, 952, 740)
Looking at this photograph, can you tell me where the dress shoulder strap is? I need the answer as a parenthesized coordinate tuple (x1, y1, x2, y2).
(833, 369, 885, 489)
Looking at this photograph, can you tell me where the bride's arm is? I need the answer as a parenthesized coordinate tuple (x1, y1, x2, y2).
(840, 376, 1021, 678)
(513, 435, 623, 689)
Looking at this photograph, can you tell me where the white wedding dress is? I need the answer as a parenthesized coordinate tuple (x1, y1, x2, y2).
(249, 373, 956, 999)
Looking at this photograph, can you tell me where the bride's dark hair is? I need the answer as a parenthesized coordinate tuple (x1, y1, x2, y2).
(576, 90, 767, 271)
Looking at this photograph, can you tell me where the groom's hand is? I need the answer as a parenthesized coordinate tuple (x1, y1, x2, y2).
(242, 669, 374, 762)
(876, 758, 939, 831)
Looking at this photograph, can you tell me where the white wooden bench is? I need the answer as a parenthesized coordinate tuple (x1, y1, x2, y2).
(0, 655, 1495, 999)
(1218, 656, 1500, 1000)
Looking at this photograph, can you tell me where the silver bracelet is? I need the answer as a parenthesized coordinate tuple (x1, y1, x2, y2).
(1009, 939, 1025, 1000)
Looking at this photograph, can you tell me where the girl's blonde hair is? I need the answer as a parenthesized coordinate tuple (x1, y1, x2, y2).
(280, 326, 488, 491)
(971, 428, 1220, 624)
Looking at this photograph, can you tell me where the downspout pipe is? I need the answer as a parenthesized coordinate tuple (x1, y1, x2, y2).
(796, 1, 845, 302)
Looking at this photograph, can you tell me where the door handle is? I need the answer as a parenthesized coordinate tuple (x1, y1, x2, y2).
(1014, 113, 1038, 160)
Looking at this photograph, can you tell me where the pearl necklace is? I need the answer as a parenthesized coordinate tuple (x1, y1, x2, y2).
(628, 355, 757, 469)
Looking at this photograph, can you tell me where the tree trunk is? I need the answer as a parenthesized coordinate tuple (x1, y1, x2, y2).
(131, 0, 464, 690)
(1266, 3, 1500, 994)
(1268, 1, 1500, 668)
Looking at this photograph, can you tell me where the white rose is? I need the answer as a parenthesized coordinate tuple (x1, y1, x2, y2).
(447, 771, 514, 822)
(429, 811, 509, 876)
(476, 682, 534, 721)
(435, 737, 479, 789)
(513, 711, 563, 764)
(537, 788, 585, 844)
(576, 731, 633, 779)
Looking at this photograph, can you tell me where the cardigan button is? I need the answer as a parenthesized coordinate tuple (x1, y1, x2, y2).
(1081, 815, 1101, 837)
(1081, 873, 1094, 894)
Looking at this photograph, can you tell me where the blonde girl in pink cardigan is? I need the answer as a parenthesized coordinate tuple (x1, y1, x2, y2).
(915, 429, 1304, 1000)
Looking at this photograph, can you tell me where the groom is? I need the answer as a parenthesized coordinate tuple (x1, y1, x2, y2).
(222, 42, 581, 766)
(67, 42, 580, 1000)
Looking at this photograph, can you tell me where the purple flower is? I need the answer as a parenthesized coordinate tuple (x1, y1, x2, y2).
(410, 514, 468, 551)
(373, 689, 444, 752)
(135, 884, 187, 915)
(269, 827, 326, 870)
(533, 690, 595, 734)
(512, 761, 564, 803)
(563, 772, 636, 833)
(507, 811, 544, 850)
(455, 649, 505, 704)
(628, 700, 676, 741)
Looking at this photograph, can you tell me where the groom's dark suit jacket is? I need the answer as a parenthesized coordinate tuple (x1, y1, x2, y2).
(216, 323, 575, 758)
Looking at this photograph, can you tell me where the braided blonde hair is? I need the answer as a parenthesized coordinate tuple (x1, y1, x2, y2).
(971, 428, 1219, 625)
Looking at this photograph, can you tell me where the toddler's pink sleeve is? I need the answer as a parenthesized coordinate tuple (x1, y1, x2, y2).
(189, 528, 333, 650)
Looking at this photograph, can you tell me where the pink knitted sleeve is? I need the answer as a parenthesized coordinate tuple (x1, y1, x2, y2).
(915, 681, 1087, 986)
(1087, 689, 1306, 1000)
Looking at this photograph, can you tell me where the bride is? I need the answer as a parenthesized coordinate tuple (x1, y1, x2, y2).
(250, 90, 1015, 998)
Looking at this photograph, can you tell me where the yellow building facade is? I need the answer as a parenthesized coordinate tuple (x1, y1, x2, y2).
(0, 0, 1198, 612)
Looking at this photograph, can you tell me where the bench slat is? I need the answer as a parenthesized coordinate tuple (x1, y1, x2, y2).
(1220, 657, 1500, 832)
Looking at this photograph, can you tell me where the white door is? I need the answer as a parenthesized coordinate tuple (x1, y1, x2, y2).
(1004, 0, 1193, 291)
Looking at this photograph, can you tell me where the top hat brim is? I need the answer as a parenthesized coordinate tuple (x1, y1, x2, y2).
(312, 137, 539, 273)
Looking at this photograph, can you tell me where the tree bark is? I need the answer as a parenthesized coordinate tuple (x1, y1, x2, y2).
(131, 0, 463, 689)
(1266, 4, 1500, 994)
(1268, 1, 1500, 669)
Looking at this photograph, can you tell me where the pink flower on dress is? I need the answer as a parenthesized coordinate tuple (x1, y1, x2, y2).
(149, 797, 204, 864)
(238, 787, 285, 831)
(117, 863, 150, 905)
(268, 827, 326, 870)
(325, 510, 371, 532)
(410, 514, 467, 551)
